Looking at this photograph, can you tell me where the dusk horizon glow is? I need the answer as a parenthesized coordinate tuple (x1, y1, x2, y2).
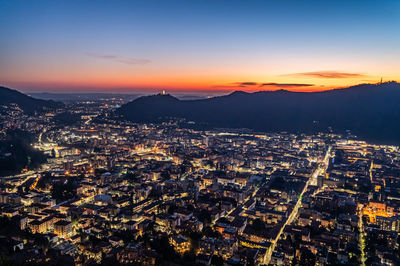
(1, 0, 400, 94)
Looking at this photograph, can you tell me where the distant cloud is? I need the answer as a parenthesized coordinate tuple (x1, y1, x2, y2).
(289, 71, 365, 79)
(233, 82, 258, 87)
(86, 52, 150, 65)
(261, 82, 314, 87)
(87, 53, 118, 59)
(232, 82, 314, 88)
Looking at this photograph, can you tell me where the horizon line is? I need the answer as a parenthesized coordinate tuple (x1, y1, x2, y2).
(2, 81, 398, 97)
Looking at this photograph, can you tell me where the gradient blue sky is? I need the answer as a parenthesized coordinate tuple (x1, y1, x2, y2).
(1, 0, 399, 93)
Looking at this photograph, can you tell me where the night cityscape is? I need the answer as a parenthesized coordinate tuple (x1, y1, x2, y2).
(1, 1, 400, 265)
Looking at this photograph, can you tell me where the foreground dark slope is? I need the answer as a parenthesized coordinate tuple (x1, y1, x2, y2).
(0, 86, 62, 114)
(117, 82, 400, 144)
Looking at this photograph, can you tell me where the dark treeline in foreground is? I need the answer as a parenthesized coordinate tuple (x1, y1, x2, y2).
(0, 130, 47, 176)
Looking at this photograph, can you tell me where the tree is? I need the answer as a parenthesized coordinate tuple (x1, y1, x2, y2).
(167, 204, 177, 215)
(203, 226, 221, 239)
(150, 234, 178, 263)
(300, 248, 316, 266)
(161, 170, 170, 180)
(125, 171, 139, 183)
(211, 255, 224, 266)
(197, 209, 211, 225)
(252, 218, 265, 231)
(51, 180, 77, 202)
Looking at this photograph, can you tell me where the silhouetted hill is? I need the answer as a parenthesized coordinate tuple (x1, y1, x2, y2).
(117, 82, 400, 144)
(0, 86, 62, 113)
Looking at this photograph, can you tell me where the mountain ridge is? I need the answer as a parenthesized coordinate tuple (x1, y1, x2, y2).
(117, 82, 400, 144)
(0, 86, 63, 114)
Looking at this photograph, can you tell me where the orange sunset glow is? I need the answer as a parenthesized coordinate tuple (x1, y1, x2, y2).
(1, 1, 399, 94)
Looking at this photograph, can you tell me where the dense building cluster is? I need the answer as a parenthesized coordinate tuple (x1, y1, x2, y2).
(1, 98, 400, 265)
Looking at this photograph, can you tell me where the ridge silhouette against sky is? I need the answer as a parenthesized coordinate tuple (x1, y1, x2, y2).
(0, 86, 62, 113)
(117, 82, 400, 144)
(1, 0, 399, 93)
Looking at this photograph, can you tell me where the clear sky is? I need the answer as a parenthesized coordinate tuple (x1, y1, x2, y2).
(1, 0, 399, 94)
